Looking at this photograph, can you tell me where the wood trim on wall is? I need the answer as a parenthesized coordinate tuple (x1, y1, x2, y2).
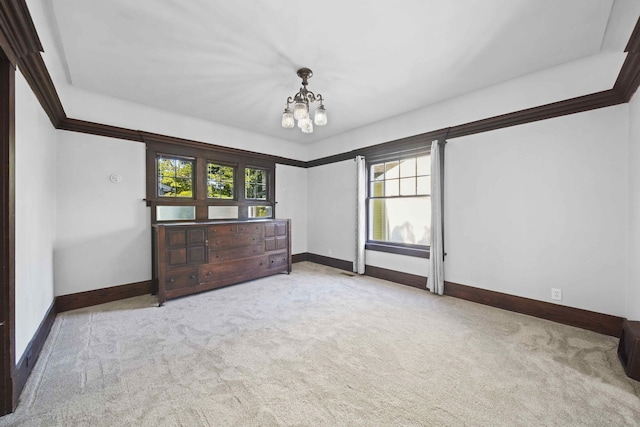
(305, 253, 354, 272)
(0, 4, 637, 414)
(0, 46, 15, 416)
(13, 301, 55, 399)
(291, 253, 308, 264)
(55, 280, 154, 313)
(1, 4, 639, 170)
(303, 255, 624, 337)
(444, 281, 624, 338)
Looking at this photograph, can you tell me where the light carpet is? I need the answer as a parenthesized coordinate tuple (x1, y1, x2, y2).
(1, 262, 639, 426)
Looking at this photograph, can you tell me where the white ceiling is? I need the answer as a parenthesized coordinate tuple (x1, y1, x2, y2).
(48, 0, 614, 144)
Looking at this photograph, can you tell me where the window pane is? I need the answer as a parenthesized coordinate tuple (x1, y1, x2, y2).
(157, 156, 194, 198)
(248, 206, 273, 218)
(370, 181, 384, 197)
(385, 179, 399, 196)
(246, 185, 255, 199)
(254, 185, 267, 200)
(207, 163, 234, 199)
(400, 158, 416, 178)
(208, 206, 239, 219)
(156, 205, 196, 221)
(417, 176, 430, 195)
(400, 177, 416, 196)
(385, 161, 399, 178)
(417, 155, 430, 176)
(372, 163, 385, 181)
(369, 197, 431, 245)
(369, 199, 388, 241)
(245, 167, 268, 200)
(175, 160, 192, 178)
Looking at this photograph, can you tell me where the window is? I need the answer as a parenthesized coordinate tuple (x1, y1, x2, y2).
(146, 141, 275, 222)
(245, 167, 267, 200)
(367, 152, 431, 257)
(248, 205, 273, 218)
(157, 155, 194, 198)
(207, 162, 235, 199)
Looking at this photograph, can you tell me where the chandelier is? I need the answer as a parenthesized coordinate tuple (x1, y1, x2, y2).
(281, 68, 327, 134)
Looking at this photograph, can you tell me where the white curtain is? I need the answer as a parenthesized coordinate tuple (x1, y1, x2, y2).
(428, 140, 445, 295)
(354, 155, 366, 274)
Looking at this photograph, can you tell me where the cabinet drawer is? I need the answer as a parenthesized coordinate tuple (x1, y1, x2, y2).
(200, 256, 269, 285)
(164, 268, 199, 290)
(209, 233, 264, 250)
(208, 224, 238, 236)
(237, 223, 263, 235)
(268, 253, 289, 269)
(209, 244, 264, 263)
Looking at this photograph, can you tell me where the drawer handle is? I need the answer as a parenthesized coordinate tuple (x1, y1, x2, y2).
(216, 241, 221, 244)
(169, 278, 175, 283)
(190, 274, 197, 279)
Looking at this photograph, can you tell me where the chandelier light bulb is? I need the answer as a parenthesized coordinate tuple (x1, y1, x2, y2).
(314, 104, 327, 126)
(293, 100, 308, 120)
(298, 116, 310, 129)
(281, 107, 294, 129)
(301, 118, 314, 133)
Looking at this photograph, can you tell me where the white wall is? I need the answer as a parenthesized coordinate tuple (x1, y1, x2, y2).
(307, 160, 356, 262)
(14, 69, 57, 361)
(304, 105, 631, 317)
(306, 52, 625, 161)
(54, 131, 151, 296)
(52, 135, 310, 296)
(61, 86, 308, 162)
(628, 92, 640, 320)
(275, 164, 308, 255)
(446, 105, 628, 316)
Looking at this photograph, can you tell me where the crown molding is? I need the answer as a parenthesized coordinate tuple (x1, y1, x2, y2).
(0, 3, 639, 167)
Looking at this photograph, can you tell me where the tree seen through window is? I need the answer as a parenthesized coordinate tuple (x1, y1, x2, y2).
(207, 163, 234, 199)
(245, 167, 267, 200)
(157, 156, 194, 198)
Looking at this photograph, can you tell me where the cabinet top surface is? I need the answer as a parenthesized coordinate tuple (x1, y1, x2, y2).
(153, 219, 289, 228)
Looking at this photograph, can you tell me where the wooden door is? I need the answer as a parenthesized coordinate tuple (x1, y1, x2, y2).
(165, 226, 208, 268)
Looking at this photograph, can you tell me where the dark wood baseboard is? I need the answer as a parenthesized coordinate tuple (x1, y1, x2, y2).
(13, 300, 56, 399)
(292, 253, 308, 263)
(444, 281, 624, 338)
(55, 280, 154, 313)
(364, 265, 427, 290)
(304, 257, 624, 337)
(305, 253, 353, 272)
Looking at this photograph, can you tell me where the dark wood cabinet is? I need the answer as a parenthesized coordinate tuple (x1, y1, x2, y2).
(153, 219, 291, 305)
(618, 320, 640, 381)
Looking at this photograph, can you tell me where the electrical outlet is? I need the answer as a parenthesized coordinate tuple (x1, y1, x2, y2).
(551, 288, 562, 301)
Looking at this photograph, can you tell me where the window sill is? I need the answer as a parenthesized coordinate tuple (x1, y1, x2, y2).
(365, 242, 430, 259)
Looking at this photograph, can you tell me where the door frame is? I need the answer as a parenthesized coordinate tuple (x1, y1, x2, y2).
(0, 48, 16, 416)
